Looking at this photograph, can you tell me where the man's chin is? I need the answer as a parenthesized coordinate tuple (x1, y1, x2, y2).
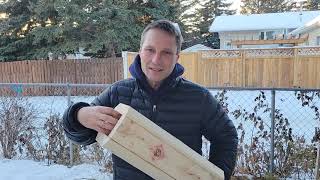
(146, 76, 164, 84)
(147, 74, 162, 81)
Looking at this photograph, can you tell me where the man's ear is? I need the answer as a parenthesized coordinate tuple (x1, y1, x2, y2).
(176, 54, 180, 62)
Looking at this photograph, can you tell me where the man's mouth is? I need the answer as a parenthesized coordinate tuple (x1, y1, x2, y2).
(149, 67, 162, 72)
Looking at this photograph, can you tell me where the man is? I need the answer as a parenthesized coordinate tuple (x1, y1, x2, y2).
(63, 19, 238, 180)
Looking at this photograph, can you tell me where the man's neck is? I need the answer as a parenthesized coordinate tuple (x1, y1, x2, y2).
(148, 80, 162, 90)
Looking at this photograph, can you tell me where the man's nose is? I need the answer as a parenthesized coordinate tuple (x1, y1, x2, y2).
(151, 52, 161, 64)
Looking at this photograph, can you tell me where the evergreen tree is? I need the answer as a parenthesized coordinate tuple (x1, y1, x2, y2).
(241, 0, 294, 14)
(0, 0, 38, 61)
(165, 0, 200, 46)
(193, 0, 235, 49)
(305, 0, 320, 10)
(0, 0, 177, 61)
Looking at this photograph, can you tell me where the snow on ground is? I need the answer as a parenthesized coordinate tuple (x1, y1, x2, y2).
(0, 159, 112, 180)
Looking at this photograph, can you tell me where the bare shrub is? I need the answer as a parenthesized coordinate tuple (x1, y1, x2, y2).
(43, 112, 85, 166)
(295, 91, 320, 142)
(80, 143, 113, 173)
(0, 97, 39, 159)
(44, 113, 74, 165)
(215, 90, 318, 179)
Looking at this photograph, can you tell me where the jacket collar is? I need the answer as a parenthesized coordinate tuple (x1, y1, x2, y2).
(129, 54, 184, 95)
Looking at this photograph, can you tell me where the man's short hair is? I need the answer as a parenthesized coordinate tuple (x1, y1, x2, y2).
(140, 20, 183, 54)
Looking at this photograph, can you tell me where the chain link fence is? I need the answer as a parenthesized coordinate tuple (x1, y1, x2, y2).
(0, 83, 319, 179)
(208, 87, 320, 179)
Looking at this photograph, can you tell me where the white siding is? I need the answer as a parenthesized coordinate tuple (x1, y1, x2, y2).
(218, 29, 286, 49)
(308, 28, 320, 46)
(219, 31, 260, 49)
(297, 28, 320, 46)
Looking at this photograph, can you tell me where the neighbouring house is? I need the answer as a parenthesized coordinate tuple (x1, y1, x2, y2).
(65, 48, 91, 59)
(290, 15, 320, 46)
(182, 44, 213, 52)
(48, 47, 90, 60)
(209, 11, 320, 49)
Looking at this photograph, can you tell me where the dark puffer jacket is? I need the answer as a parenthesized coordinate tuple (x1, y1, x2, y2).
(63, 55, 238, 180)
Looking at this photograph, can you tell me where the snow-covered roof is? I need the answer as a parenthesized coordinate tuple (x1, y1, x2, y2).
(210, 11, 320, 32)
(290, 15, 320, 35)
(182, 44, 213, 52)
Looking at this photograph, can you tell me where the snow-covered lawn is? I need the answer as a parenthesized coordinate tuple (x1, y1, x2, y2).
(0, 159, 112, 180)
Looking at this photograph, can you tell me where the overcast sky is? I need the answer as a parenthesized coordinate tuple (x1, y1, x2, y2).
(228, 0, 242, 14)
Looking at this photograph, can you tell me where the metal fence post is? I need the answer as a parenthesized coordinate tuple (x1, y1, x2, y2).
(270, 90, 276, 175)
(316, 142, 320, 180)
(67, 83, 74, 167)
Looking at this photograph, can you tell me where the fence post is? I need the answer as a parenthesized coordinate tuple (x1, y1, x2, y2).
(122, 51, 128, 79)
(316, 142, 320, 180)
(241, 49, 246, 87)
(270, 90, 276, 175)
(67, 83, 74, 167)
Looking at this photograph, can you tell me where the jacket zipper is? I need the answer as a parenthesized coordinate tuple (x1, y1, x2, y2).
(151, 104, 157, 121)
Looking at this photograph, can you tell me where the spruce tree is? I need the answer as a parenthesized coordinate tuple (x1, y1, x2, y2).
(0, 0, 38, 61)
(305, 0, 320, 10)
(241, 0, 294, 14)
(0, 0, 177, 61)
(193, 0, 235, 48)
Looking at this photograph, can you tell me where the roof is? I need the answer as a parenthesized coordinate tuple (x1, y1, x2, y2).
(210, 11, 320, 32)
(182, 44, 213, 52)
(290, 15, 320, 35)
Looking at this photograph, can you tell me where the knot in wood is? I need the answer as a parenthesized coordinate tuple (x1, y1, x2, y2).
(150, 144, 165, 161)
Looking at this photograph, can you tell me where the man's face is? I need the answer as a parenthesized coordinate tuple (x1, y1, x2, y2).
(139, 28, 179, 87)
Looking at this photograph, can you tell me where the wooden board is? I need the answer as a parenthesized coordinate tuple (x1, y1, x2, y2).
(96, 103, 224, 180)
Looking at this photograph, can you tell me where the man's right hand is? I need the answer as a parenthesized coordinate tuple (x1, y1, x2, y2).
(77, 106, 122, 135)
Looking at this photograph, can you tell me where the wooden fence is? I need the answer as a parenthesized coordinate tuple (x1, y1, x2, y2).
(1, 46, 320, 96)
(0, 58, 123, 96)
(124, 47, 320, 89)
(0, 58, 123, 84)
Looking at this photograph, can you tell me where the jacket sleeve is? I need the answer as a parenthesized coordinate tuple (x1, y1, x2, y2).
(200, 90, 238, 180)
(62, 86, 113, 145)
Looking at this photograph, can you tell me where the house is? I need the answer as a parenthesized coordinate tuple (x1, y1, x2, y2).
(48, 47, 91, 60)
(209, 11, 320, 49)
(65, 48, 91, 59)
(290, 15, 320, 46)
(182, 44, 213, 52)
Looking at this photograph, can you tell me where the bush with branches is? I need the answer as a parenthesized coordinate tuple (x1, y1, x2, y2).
(0, 97, 41, 159)
(214, 90, 318, 179)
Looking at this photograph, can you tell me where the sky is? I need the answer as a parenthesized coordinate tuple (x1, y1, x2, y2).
(229, 0, 242, 14)
(228, 0, 308, 14)
(0, 13, 6, 19)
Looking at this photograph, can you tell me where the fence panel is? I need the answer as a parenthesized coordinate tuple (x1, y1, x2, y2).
(294, 56, 320, 88)
(124, 47, 320, 88)
(0, 58, 123, 84)
(0, 58, 123, 96)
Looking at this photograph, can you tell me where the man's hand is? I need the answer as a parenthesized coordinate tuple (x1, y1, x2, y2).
(77, 106, 121, 135)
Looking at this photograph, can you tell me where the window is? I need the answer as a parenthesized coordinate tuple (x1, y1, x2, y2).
(266, 31, 275, 40)
(288, 28, 296, 33)
(225, 41, 232, 49)
(317, 36, 320, 45)
(259, 32, 265, 40)
(260, 31, 276, 40)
